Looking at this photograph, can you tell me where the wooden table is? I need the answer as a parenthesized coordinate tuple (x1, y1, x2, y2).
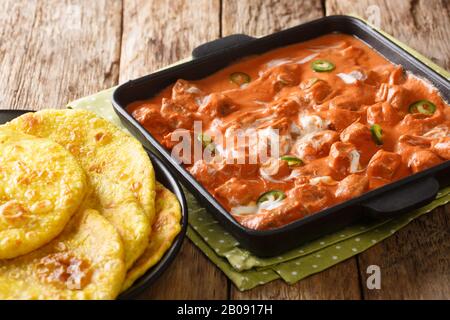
(1, 0, 449, 300)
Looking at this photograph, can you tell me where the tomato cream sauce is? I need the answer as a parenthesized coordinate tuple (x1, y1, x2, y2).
(128, 34, 450, 230)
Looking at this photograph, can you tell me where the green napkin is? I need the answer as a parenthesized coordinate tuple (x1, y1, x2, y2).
(68, 18, 450, 291)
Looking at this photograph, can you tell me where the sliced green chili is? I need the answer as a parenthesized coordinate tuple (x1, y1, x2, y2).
(197, 133, 215, 152)
(230, 72, 251, 86)
(370, 124, 383, 145)
(280, 155, 304, 167)
(257, 190, 286, 204)
(311, 60, 335, 72)
(408, 100, 436, 115)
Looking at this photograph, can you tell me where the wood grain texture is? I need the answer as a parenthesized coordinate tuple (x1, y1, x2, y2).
(120, 0, 228, 299)
(119, 0, 221, 82)
(222, 0, 360, 300)
(326, 0, 450, 69)
(136, 241, 228, 299)
(222, 0, 324, 37)
(232, 259, 362, 300)
(327, 0, 450, 299)
(357, 205, 450, 299)
(0, 0, 122, 109)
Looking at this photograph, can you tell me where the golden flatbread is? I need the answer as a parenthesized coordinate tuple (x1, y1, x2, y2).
(122, 182, 182, 291)
(82, 175, 150, 269)
(0, 129, 87, 259)
(4, 109, 154, 268)
(4, 109, 155, 222)
(0, 209, 125, 300)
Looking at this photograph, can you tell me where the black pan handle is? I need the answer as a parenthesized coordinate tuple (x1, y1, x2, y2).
(192, 34, 256, 59)
(361, 176, 439, 218)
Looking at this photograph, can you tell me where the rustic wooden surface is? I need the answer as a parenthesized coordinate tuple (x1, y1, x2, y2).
(0, 0, 122, 109)
(0, 0, 448, 300)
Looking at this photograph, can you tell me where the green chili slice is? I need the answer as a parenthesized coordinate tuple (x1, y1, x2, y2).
(280, 155, 304, 167)
(311, 60, 335, 72)
(370, 124, 383, 145)
(408, 100, 436, 115)
(197, 133, 215, 152)
(230, 72, 251, 86)
(257, 190, 286, 204)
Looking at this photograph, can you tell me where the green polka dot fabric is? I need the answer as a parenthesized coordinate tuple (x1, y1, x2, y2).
(68, 20, 450, 291)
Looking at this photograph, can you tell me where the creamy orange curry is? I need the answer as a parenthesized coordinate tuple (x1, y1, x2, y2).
(128, 34, 450, 230)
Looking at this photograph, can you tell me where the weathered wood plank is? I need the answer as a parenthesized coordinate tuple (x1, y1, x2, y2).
(326, 0, 450, 299)
(120, 0, 227, 299)
(222, 0, 324, 37)
(222, 0, 361, 300)
(0, 0, 122, 109)
(231, 259, 362, 300)
(357, 205, 450, 299)
(136, 241, 228, 299)
(119, 0, 221, 82)
(326, 0, 450, 69)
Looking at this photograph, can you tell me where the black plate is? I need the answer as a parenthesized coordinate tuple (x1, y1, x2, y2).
(112, 15, 450, 257)
(0, 109, 188, 299)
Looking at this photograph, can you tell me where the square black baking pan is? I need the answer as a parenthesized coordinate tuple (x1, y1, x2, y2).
(112, 15, 450, 257)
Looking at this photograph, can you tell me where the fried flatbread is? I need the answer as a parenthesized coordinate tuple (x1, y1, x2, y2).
(82, 175, 150, 269)
(0, 209, 125, 300)
(3, 109, 154, 268)
(0, 129, 87, 259)
(122, 182, 182, 291)
(4, 109, 155, 222)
